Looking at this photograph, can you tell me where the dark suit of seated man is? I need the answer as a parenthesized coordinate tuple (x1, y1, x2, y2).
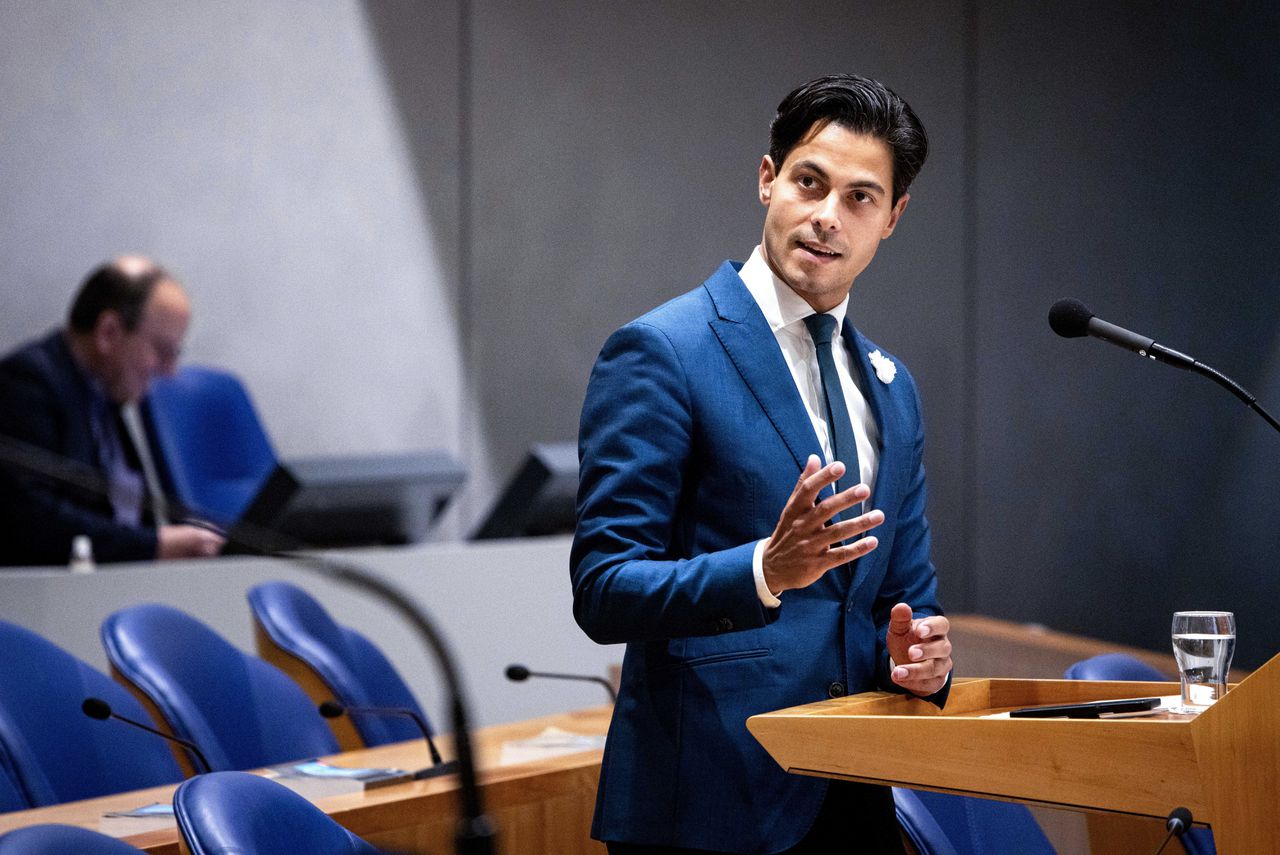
(0, 256, 224, 566)
(572, 75, 954, 854)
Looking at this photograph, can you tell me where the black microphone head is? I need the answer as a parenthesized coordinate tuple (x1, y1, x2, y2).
(1167, 806, 1193, 833)
(318, 701, 346, 718)
(1048, 298, 1094, 338)
(505, 664, 530, 682)
(82, 697, 112, 720)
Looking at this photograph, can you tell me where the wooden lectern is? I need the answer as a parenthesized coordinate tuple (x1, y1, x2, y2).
(747, 654, 1280, 854)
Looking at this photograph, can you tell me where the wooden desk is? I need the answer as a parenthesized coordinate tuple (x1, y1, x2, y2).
(0, 707, 611, 855)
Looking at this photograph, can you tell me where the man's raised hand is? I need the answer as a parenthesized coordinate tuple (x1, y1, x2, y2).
(762, 454, 884, 596)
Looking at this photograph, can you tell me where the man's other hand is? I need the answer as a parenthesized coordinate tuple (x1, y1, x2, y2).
(886, 602, 952, 697)
(157, 524, 225, 559)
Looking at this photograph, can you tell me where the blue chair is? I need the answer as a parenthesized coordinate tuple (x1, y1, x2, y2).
(174, 771, 386, 855)
(893, 787, 1054, 855)
(1064, 652, 1168, 682)
(0, 824, 147, 854)
(101, 604, 339, 772)
(0, 620, 182, 808)
(145, 366, 279, 525)
(1065, 653, 1215, 855)
(0, 762, 26, 814)
(247, 581, 431, 749)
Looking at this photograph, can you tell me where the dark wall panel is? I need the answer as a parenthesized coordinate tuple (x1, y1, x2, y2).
(973, 2, 1280, 666)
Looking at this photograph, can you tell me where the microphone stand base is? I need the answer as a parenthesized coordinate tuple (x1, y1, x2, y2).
(412, 759, 461, 780)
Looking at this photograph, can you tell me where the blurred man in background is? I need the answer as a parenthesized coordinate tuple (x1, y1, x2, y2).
(0, 256, 224, 565)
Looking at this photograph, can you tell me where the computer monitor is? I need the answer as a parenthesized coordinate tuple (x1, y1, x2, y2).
(229, 450, 466, 551)
(471, 442, 578, 540)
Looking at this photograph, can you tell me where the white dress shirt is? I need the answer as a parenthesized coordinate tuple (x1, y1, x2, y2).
(738, 246, 881, 607)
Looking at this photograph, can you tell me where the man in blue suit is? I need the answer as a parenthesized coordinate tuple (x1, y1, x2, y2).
(572, 75, 953, 854)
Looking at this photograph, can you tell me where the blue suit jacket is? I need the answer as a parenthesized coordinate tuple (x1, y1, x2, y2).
(572, 262, 945, 853)
(0, 331, 164, 565)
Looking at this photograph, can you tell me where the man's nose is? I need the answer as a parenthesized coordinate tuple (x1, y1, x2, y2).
(812, 192, 841, 232)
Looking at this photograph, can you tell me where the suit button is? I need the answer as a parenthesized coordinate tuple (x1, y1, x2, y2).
(715, 618, 734, 633)
(827, 681, 846, 698)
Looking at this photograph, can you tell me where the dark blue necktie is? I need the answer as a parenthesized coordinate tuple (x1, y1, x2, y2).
(803, 313, 861, 517)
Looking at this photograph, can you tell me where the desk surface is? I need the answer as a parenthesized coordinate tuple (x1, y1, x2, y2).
(0, 706, 613, 855)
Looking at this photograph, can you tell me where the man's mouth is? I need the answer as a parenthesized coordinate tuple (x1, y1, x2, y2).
(796, 240, 842, 259)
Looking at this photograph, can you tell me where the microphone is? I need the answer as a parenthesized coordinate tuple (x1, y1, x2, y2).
(1048, 298, 1280, 434)
(1047, 298, 1195, 369)
(505, 664, 618, 704)
(82, 696, 212, 774)
(318, 701, 459, 779)
(1153, 806, 1194, 855)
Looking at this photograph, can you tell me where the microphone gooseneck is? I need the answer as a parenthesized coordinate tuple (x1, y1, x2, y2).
(81, 696, 213, 775)
(504, 663, 618, 704)
(317, 700, 458, 779)
(1048, 298, 1280, 434)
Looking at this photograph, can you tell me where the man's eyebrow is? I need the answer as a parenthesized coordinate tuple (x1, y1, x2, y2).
(792, 159, 886, 195)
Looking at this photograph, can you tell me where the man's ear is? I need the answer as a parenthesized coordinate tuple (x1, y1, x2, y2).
(758, 155, 778, 206)
(92, 310, 125, 355)
(881, 193, 910, 239)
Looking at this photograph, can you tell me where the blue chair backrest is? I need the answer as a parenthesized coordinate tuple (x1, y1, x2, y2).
(0, 620, 182, 808)
(1063, 652, 1168, 682)
(894, 788, 960, 855)
(247, 581, 429, 746)
(0, 759, 27, 814)
(100, 604, 339, 772)
(0, 824, 147, 854)
(174, 771, 385, 855)
(1065, 653, 1216, 855)
(145, 366, 278, 525)
(901, 788, 1055, 855)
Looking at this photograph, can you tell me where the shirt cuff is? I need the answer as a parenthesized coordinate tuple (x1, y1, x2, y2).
(752, 539, 781, 608)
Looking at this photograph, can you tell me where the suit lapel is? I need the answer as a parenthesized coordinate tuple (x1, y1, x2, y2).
(844, 324, 903, 599)
(704, 263, 821, 471)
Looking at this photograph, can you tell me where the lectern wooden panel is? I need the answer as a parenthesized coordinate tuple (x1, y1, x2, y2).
(747, 655, 1280, 854)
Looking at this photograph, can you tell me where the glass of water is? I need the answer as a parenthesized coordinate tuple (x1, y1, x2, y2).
(1171, 611, 1235, 714)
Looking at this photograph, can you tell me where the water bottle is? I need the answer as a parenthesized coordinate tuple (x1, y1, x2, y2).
(69, 535, 96, 573)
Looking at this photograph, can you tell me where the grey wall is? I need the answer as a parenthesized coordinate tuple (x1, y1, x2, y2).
(0, 538, 617, 729)
(1, 2, 1278, 670)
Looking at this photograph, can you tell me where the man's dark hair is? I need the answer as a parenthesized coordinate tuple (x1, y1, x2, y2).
(768, 74, 928, 203)
(67, 260, 170, 333)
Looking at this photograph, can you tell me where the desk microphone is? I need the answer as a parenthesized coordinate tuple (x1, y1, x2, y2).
(505, 664, 617, 703)
(1153, 806, 1194, 855)
(1047, 298, 1280, 434)
(318, 701, 458, 779)
(82, 697, 212, 774)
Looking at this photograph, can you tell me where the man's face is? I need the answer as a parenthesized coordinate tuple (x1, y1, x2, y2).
(758, 122, 910, 313)
(95, 279, 190, 404)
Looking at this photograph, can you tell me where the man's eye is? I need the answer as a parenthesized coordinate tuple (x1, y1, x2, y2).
(853, 191, 871, 203)
(798, 175, 816, 188)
